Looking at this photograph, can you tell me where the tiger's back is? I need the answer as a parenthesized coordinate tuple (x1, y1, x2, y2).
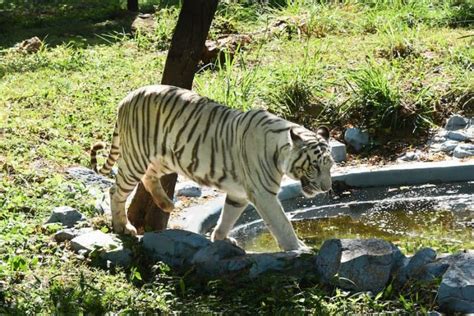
(115, 85, 293, 197)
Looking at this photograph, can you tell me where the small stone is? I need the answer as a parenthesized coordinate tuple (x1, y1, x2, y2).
(396, 248, 437, 285)
(432, 135, 446, 143)
(46, 206, 86, 228)
(66, 166, 114, 190)
(330, 140, 346, 162)
(398, 151, 420, 162)
(192, 240, 246, 276)
(344, 128, 369, 152)
(446, 131, 471, 142)
(453, 143, 474, 158)
(192, 240, 245, 265)
(94, 192, 111, 215)
(16, 36, 42, 54)
(315, 239, 404, 293)
(70, 230, 132, 267)
(249, 251, 313, 278)
(437, 252, 474, 313)
(70, 230, 121, 253)
(54, 227, 93, 242)
(131, 13, 155, 36)
(445, 115, 468, 131)
(143, 229, 211, 268)
(176, 182, 202, 198)
(432, 140, 459, 153)
(102, 247, 133, 268)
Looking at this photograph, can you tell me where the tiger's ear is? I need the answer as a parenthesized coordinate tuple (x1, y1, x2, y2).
(289, 128, 304, 147)
(317, 126, 330, 141)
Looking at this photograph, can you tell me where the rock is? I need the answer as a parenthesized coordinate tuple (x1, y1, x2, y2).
(397, 151, 420, 162)
(70, 230, 132, 267)
(131, 13, 155, 36)
(16, 36, 42, 53)
(70, 230, 120, 253)
(201, 34, 252, 65)
(54, 227, 93, 242)
(453, 143, 474, 158)
(192, 240, 245, 265)
(176, 182, 202, 198)
(46, 206, 86, 228)
(315, 239, 404, 293)
(248, 251, 314, 278)
(344, 128, 369, 152)
(102, 247, 133, 268)
(446, 130, 471, 142)
(437, 252, 474, 313)
(143, 229, 211, 268)
(66, 167, 114, 190)
(193, 250, 314, 279)
(192, 240, 246, 276)
(431, 140, 459, 153)
(396, 248, 437, 285)
(66, 167, 116, 214)
(94, 191, 111, 215)
(330, 140, 346, 162)
(445, 115, 468, 131)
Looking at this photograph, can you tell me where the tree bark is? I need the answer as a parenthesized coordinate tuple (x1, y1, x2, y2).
(127, 0, 139, 12)
(127, 0, 219, 234)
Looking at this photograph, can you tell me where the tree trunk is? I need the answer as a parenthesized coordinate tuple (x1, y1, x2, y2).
(127, 0, 139, 12)
(127, 0, 219, 234)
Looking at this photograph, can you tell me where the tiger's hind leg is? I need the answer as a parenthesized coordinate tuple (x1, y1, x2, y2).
(142, 166, 174, 212)
(110, 160, 143, 236)
(211, 195, 248, 243)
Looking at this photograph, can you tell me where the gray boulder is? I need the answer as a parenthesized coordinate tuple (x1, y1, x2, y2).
(248, 251, 314, 278)
(397, 150, 421, 162)
(437, 252, 474, 313)
(143, 229, 211, 268)
(453, 143, 474, 158)
(396, 248, 437, 285)
(176, 181, 202, 198)
(192, 240, 246, 276)
(315, 239, 404, 293)
(445, 115, 469, 131)
(46, 206, 86, 228)
(54, 227, 93, 242)
(66, 166, 114, 190)
(193, 250, 314, 279)
(344, 128, 369, 152)
(432, 140, 459, 153)
(192, 240, 245, 265)
(101, 247, 134, 268)
(71, 230, 121, 253)
(446, 130, 471, 142)
(70, 230, 132, 267)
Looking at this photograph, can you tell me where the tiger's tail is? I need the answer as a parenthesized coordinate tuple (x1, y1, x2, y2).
(90, 123, 120, 175)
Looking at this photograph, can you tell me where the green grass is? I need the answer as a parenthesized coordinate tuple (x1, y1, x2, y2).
(0, 0, 473, 313)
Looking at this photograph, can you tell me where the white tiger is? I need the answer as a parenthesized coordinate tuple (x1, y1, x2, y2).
(91, 85, 333, 251)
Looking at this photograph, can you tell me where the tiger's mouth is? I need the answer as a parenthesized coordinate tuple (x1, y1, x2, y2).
(300, 177, 322, 198)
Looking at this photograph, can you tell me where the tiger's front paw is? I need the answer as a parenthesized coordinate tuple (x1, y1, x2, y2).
(113, 221, 138, 236)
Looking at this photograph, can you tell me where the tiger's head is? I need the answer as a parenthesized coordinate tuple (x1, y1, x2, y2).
(285, 126, 334, 197)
